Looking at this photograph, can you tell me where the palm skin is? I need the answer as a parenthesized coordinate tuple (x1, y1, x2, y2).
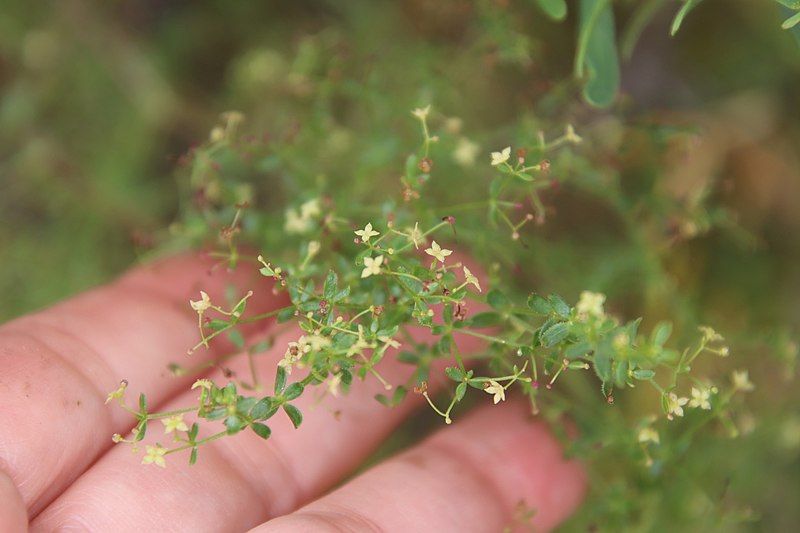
(0, 254, 585, 532)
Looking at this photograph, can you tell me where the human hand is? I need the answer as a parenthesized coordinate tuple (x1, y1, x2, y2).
(0, 254, 585, 532)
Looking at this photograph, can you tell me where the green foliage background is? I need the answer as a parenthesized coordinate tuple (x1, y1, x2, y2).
(1, 0, 799, 530)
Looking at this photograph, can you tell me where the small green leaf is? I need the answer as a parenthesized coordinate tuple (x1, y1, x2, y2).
(224, 415, 244, 435)
(527, 293, 552, 315)
(487, 289, 510, 309)
(323, 270, 338, 300)
(284, 404, 303, 428)
(392, 386, 408, 405)
(593, 346, 613, 382)
(541, 322, 570, 347)
(577, 0, 620, 107)
(548, 295, 571, 317)
(537, 0, 567, 21)
(250, 397, 277, 420)
(670, 0, 703, 36)
(468, 311, 502, 328)
(227, 329, 245, 349)
(138, 393, 147, 413)
(283, 382, 304, 401)
(251, 422, 272, 440)
(445, 366, 465, 382)
(632, 368, 656, 380)
(651, 321, 673, 347)
(455, 381, 467, 402)
(189, 447, 198, 465)
(274, 366, 287, 394)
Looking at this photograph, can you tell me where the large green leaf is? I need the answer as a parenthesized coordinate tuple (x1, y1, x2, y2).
(576, 0, 620, 108)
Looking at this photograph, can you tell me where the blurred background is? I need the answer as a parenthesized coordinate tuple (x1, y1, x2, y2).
(1, 0, 798, 530)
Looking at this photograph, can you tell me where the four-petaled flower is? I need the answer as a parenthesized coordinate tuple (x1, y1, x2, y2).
(484, 380, 506, 404)
(411, 105, 430, 120)
(689, 387, 712, 410)
(104, 380, 128, 405)
(698, 325, 724, 343)
(731, 370, 754, 392)
(354, 222, 380, 243)
(463, 266, 481, 292)
(666, 392, 689, 419)
(161, 414, 189, 434)
(361, 255, 384, 278)
(490, 146, 511, 166)
(408, 222, 424, 249)
(142, 444, 167, 468)
(425, 241, 452, 263)
(638, 427, 660, 445)
(190, 291, 212, 313)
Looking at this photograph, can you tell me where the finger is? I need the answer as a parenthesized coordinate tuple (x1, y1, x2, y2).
(252, 402, 586, 533)
(32, 324, 487, 533)
(0, 470, 27, 533)
(0, 253, 285, 516)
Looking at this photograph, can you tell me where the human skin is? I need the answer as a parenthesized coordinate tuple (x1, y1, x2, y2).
(0, 254, 586, 532)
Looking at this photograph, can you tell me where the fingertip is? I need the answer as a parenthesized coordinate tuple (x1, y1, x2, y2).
(435, 402, 587, 530)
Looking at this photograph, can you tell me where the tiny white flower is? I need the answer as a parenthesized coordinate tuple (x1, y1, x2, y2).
(698, 325, 724, 343)
(463, 266, 481, 292)
(161, 414, 189, 434)
(104, 380, 128, 405)
(408, 222, 424, 249)
(638, 427, 660, 445)
(688, 387, 712, 410)
(191, 379, 213, 390)
(425, 240, 452, 263)
(484, 380, 506, 404)
(411, 105, 431, 120)
(300, 198, 321, 219)
(378, 336, 401, 349)
(731, 370, 754, 392)
(564, 124, 582, 144)
(453, 138, 480, 167)
(666, 392, 689, 419)
(327, 373, 342, 397)
(142, 444, 167, 468)
(361, 255, 384, 278)
(284, 208, 311, 234)
(576, 291, 606, 319)
(190, 291, 212, 313)
(490, 146, 511, 166)
(354, 222, 380, 243)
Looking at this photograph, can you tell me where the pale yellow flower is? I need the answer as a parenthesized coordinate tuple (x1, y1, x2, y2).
(284, 208, 312, 234)
(354, 222, 380, 243)
(407, 222, 424, 249)
(104, 380, 128, 405)
(698, 325, 724, 343)
(161, 415, 189, 434)
(484, 380, 506, 404)
(731, 370, 754, 392)
(638, 427, 660, 445)
(425, 241, 452, 263)
(463, 266, 481, 292)
(411, 105, 431, 120)
(191, 379, 213, 390)
(361, 255, 384, 278)
(564, 124, 582, 144)
(689, 387, 712, 410)
(300, 198, 321, 219)
(142, 444, 167, 468)
(490, 146, 511, 166)
(666, 392, 689, 419)
(327, 373, 342, 397)
(190, 291, 212, 313)
(453, 138, 479, 167)
(576, 291, 606, 319)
